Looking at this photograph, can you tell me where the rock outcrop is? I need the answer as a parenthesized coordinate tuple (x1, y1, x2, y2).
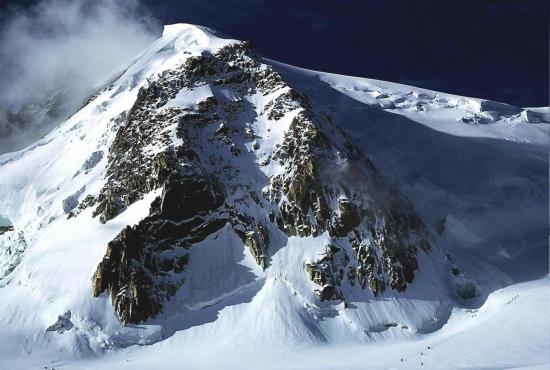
(0, 229, 27, 282)
(46, 311, 74, 334)
(89, 39, 433, 323)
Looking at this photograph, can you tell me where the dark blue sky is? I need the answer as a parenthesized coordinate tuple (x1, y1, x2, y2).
(2, 0, 548, 106)
(145, 0, 549, 107)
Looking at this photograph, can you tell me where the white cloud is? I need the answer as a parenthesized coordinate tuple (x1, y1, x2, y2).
(0, 0, 159, 153)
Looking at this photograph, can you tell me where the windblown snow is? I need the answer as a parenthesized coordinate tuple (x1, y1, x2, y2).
(0, 24, 547, 370)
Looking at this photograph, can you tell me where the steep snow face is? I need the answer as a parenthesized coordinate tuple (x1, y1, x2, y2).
(0, 23, 547, 369)
(271, 61, 549, 286)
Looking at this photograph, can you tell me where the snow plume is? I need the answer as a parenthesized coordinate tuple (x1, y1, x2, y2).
(0, 0, 159, 153)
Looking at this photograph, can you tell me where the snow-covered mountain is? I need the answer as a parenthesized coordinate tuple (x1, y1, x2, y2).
(0, 24, 548, 370)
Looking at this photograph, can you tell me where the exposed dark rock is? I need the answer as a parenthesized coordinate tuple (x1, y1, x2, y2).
(261, 76, 431, 300)
(46, 311, 74, 333)
(90, 40, 433, 324)
(264, 89, 309, 120)
(62, 186, 86, 214)
(157, 175, 224, 220)
(316, 284, 337, 301)
(230, 209, 269, 269)
(80, 151, 104, 172)
(331, 197, 361, 237)
(0, 225, 13, 235)
(0, 230, 27, 281)
(451, 265, 460, 275)
(92, 175, 226, 324)
(455, 280, 478, 300)
(305, 244, 348, 301)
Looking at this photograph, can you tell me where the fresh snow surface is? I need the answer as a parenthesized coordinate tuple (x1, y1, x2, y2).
(0, 24, 548, 369)
(271, 59, 549, 284)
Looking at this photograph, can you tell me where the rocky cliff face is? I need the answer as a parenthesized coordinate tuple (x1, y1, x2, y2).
(88, 40, 432, 324)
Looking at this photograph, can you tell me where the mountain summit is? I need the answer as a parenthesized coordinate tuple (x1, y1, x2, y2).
(88, 25, 439, 325)
(0, 24, 547, 369)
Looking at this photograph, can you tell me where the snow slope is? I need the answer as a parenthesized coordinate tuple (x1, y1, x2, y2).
(0, 24, 547, 369)
(271, 60, 549, 285)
